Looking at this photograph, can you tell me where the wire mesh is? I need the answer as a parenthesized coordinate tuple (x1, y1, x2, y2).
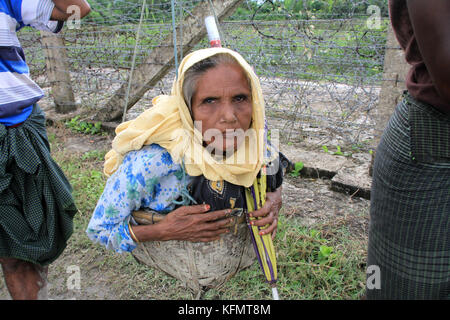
(20, 0, 392, 152)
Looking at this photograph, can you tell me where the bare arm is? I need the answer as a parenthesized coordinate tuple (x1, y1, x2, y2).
(51, 0, 91, 20)
(407, 0, 450, 104)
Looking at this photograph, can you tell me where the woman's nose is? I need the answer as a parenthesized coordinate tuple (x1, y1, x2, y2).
(220, 101, 238, 123)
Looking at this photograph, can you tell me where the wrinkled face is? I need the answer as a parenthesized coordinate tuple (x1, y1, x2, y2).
(191, 63, 253, 154)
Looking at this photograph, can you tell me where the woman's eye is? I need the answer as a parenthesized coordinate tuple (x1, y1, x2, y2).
(234, 95, 248, 102)
(203, 97, 216, 104)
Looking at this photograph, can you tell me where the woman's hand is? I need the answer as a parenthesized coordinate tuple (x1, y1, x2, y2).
(132, 204, 233, 243)
(249, 187, 282, 240)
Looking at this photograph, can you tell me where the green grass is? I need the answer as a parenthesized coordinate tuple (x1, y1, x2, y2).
(203, 214, 366, 299)
(46, 125, 367, 300)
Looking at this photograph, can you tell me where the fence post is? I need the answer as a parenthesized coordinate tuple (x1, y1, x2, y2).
(370, 23, 409, 175)
(41, 31, 77, 114)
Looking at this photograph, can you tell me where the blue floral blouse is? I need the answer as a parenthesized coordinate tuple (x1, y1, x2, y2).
(86, 144, 193, 253)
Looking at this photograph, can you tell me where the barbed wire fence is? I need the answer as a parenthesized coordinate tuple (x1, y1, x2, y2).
(19, 0, 392, 153)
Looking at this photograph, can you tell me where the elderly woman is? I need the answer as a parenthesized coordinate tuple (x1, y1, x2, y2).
(86, 48, 283, 266)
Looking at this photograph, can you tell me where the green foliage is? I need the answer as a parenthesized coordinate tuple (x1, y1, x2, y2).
(290, 161, 304, 177)
(322, 145, 352, 157)
(85, 0, 172, 25)
(81, 150, 107, 161)
(229, 1, 388, 84)
(231, 0, 389, 20)
(283, 0, 305, 13)
(333, 145, 344, 156)
(55, 0, 388, 85)
(47, 132, 56, 144)
(318, 245, 335, 264)
(65, 116, 103, 135)
(272, 217, 365, 299)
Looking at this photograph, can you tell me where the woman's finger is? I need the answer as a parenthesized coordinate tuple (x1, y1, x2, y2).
(251, 207, 275, 226)
(271, 219, 278, 240)
(175, 204, 210, 216)
(249, 201, 271, 218)
(250, 187, 282, 219)
(198, 208, 232, 222)
(198, 217, 233, 232)
(254, 218, 277, 237)
(251, 215, 272, 228)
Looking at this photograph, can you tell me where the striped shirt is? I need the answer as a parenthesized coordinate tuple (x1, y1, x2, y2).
(0, 0, 63, 126)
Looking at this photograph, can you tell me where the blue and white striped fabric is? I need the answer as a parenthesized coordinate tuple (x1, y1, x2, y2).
(0, 0, 63, 126)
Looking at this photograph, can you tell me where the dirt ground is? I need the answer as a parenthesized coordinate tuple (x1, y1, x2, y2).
(0, 124, 370, 300)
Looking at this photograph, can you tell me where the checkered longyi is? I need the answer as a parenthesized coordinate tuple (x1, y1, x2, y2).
(0, 105, 77, 266)
(367, 92, 450, 299)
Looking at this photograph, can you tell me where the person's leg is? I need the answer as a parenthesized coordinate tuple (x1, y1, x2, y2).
(0, 257, 48, 300)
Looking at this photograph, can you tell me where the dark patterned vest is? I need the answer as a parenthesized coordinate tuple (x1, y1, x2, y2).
(187, 154, 285, 212)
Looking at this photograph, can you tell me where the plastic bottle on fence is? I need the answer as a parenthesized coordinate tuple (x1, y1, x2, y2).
(205, 16, 221, 48)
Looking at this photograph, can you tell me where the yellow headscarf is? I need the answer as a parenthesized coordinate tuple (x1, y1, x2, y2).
(104, 48, 269, 187)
